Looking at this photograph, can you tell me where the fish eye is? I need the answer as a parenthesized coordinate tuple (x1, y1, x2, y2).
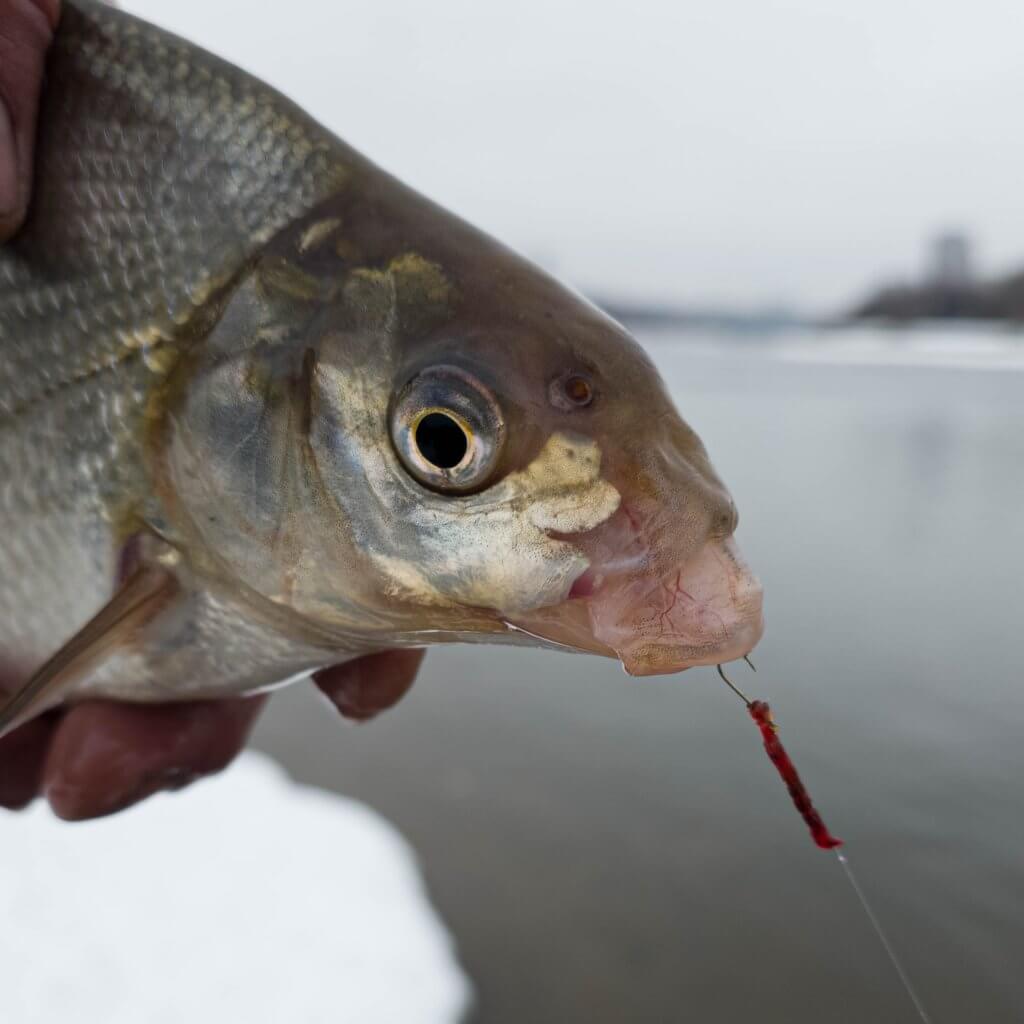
(550, 371, 595, 410)
(390, 365, 505, 493)
(415, 411, 469, 469)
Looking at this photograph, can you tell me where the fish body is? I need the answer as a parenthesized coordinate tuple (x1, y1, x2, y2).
(0, 0, 763, 725)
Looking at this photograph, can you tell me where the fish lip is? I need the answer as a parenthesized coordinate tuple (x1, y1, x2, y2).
(614, 611, 765, 676)
(577, 537, 766, 676)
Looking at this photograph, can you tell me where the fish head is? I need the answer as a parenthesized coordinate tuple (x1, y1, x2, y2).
(161, 165, 763, 674)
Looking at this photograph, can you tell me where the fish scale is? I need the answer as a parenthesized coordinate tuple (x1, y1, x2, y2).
(0, 0, 350, 694)
(2, 3, 345, 418)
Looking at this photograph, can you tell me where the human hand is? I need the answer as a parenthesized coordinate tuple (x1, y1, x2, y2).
(0, 650, 425, 819)
(0, 0, 60, 240)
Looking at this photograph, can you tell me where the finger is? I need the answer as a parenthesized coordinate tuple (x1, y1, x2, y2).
(43, 694, 268, 821)
(0, 709, 58, 809)
(314, 649, 425, 722)
(0, 0, 61, 240)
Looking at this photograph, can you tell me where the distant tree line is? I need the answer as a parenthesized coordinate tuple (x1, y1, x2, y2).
(853, 269, 1024, 321)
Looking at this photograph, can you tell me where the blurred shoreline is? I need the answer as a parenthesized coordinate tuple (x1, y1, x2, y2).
(598, 304, 1024, 373)
(599, 298, 1024, 337)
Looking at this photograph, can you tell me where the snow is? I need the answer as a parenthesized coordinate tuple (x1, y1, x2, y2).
(0, 753, 471, 1024)
(774, 325, 1024, 371)
(641, 323, 1024, 372)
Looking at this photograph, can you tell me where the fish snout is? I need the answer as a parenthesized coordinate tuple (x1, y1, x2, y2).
(587, 536, 765, 676)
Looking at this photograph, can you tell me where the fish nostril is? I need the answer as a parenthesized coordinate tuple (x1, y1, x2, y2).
(712, 499, 739, 539)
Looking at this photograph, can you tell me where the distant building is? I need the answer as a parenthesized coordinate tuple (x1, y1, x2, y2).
(928, 232, 973, 288)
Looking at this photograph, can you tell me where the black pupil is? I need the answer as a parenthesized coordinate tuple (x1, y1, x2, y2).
(416, 412, 468, 469)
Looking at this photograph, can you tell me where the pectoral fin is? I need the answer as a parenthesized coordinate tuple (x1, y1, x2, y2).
(0, 566, 179, 739)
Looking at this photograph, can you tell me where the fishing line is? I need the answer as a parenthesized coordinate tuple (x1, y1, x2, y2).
(716, 661, 933, 1024)
(834, 849, 932, 1024)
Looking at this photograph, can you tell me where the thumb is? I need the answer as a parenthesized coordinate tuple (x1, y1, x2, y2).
(0, 0, 60, 240)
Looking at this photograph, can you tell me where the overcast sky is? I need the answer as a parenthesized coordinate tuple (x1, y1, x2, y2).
(125, 0, 1024, 312)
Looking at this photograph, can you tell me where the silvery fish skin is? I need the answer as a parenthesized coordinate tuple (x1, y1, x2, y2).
(0, 0, 763, 717)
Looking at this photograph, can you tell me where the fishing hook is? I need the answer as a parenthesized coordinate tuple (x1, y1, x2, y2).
(716, 663, 753, 707)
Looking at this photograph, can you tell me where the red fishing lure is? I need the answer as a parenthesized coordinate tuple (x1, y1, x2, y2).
(748, 700, 842, 850)
(717, 664, 842, 850)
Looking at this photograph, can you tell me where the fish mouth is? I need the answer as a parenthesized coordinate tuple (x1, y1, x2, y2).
(582, 537, 765, 676)
(511, 534, 764, 677)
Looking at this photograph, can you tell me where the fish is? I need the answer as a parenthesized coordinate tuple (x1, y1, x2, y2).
(0, 0, 764, 736)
